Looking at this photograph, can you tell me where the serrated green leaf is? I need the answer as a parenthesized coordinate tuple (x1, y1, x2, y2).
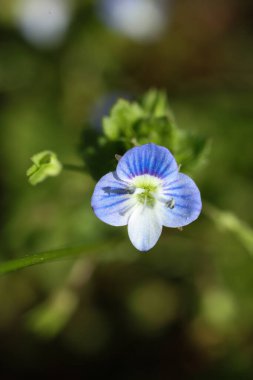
(133, 116, 174, 145)
(140, 89, 169, 117)
(103, 99, 144, 141)
(140, 89, 176, 123)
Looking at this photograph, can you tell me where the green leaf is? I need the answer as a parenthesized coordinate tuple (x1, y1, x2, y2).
(133, 116, 174, 146)
(103, 99, 144, 141)
(171, 129, 211, 173)
(27, 150, 62, 185)
(140, 89, 172, 118)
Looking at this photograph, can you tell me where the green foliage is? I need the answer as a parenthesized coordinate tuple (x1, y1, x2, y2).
(103, 99, 144, 141)
(27, 150, 62, 185)
(140, 89, 170, 117)
(79, 128, 126, 180)
(204, 202, 253, 256)
(80, 89, 210, 179)
(0, 244, 84, 275)
(0, 238, 128, 275)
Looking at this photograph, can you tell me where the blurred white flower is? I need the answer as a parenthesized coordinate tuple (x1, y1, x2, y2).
(97, 0, 170, 42)
(16, 0, 71, 47)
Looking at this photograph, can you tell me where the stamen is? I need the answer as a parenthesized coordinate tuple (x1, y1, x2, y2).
(166, 198, 175, 209)
(102, 186, 135, 195)
(115, 154, 122, 162)
(152, 193, 175, 209)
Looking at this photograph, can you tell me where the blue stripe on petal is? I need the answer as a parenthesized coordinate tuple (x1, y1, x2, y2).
(161, 173, 202, 228)
(91, 172, 136, 226)
(167, 185, 185, 191)
(159, 160, 172, 177)
(95, 198, 127, 210)
(176, 203, 194, 209)
(120, 167, 131, 179)
(131, 153, 139, 177)
(116, 143, 178, 182)
(165, 193, 194, 200)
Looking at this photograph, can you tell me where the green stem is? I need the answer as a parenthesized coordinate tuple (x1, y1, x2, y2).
(0, 241, 113, 276)
(203, 201, 253, 256)
(62, 163, 87, 173)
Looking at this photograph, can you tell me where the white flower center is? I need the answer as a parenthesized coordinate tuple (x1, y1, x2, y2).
(130, 175, 163, 208)
(128, 174, 176, 210)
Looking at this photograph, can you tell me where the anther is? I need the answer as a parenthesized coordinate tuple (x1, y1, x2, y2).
(115, 154, 122, 161)
(166, 198, 175, 209)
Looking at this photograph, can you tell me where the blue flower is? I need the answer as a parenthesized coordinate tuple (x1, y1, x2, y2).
(91, 143, 202, 252)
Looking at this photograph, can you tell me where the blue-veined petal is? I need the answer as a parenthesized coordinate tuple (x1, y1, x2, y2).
(91, 172, 136, 226)
(161, 173, 202, 228)
(128, 204, 163, 251)
(117, 143, 178, 182)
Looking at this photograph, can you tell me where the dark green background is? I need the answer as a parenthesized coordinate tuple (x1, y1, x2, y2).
(0, 0, 253, 378)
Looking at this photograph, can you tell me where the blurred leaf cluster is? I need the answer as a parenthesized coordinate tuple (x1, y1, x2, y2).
(80, 90, 210, 180)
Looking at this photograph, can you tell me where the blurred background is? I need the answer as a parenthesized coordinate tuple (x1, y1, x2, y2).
(0, 0, 253, 378)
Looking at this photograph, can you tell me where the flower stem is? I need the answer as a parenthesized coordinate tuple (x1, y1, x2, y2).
(203, 200, 253, 256)
(62, 163, 86, 174)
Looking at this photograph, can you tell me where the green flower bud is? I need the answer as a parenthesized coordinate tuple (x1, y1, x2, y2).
(27, 151, 62, 185)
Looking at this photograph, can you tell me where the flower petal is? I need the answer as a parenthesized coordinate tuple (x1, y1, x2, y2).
(128, 205, 162, 251)
(91, 172, 136, 226)
(116, 143, 178, 182)
(161, 173, 202, 228)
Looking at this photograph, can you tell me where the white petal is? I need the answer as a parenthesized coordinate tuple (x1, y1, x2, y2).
(127, 205, 162, 252)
